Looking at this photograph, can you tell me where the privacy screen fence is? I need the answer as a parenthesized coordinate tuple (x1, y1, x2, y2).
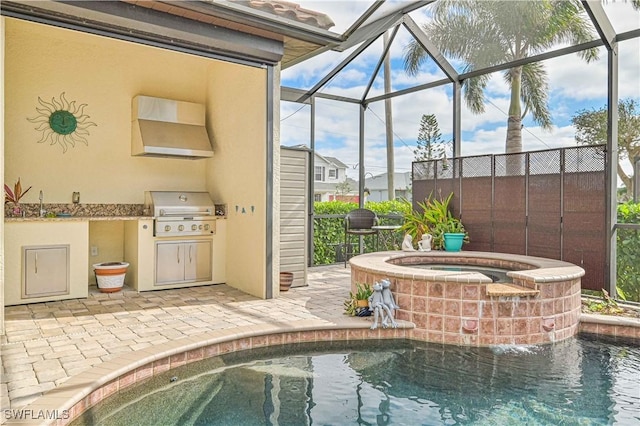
(413, 145, 607, 291)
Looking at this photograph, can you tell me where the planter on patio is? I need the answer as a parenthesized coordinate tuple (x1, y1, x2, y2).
(443, 233, 465, 252)
(93, 262, 129, 293)
(280, 272, 294, 292)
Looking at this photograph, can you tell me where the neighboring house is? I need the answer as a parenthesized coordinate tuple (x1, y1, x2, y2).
(364, 171, 412, 202)
(312, 152, 357, 202)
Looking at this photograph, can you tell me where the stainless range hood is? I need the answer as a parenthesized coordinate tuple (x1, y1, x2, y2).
(132, 96, 213, 159)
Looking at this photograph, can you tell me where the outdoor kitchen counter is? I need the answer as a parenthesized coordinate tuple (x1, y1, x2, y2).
(3, 217, 156, 305)
(5, 216, 154, 222)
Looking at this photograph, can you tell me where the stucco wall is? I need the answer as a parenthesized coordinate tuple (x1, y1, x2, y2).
(4, 18, 211, 203)
(206, 62, 269, 297)
(3, 18, 273, 300)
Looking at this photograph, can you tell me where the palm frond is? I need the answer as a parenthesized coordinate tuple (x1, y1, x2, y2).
(405, 0, 598, 135)
(522, 63, 552, 129)
(463, 74, 490, 114)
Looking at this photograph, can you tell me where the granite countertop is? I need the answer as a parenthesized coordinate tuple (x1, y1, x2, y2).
(4, 203, 150, 222)
(5, 216, 154, 222)
(5, 203, 226, 222)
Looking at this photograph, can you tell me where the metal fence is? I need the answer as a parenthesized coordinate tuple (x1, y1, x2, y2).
(413, 145, 607, 291)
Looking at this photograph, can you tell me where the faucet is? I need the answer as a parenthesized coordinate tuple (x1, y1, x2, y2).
(39, 190, 46, 217)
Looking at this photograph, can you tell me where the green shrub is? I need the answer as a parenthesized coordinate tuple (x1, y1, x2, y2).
(312, 200, 410, 265)
(617, 201, 640, 302)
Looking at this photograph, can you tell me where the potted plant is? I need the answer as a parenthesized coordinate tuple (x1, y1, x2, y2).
(438, 216, 468, 252)
(429, 193, 468, 251)
(400, 191, 468, 250)
(344, 282, 373, 316)
(4, 178, 32, 217)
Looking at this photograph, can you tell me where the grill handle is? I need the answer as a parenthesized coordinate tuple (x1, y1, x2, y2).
(159, 209, 212, 216)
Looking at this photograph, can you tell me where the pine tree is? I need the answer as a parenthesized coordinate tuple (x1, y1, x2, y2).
(414, 114, 448, 162)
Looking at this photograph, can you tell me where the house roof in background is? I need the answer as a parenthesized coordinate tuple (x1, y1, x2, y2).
(323, 156, 348, 169)
(286, 147, 350, 170)
(365, 172, 412, 191)
(313, 152, 348, 169)
(315, 177, 357, 193)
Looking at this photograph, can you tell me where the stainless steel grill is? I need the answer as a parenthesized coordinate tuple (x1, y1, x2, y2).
(145, 191, 216, 237)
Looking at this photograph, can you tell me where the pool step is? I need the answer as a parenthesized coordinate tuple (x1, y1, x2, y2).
(486, 283, 539, 298)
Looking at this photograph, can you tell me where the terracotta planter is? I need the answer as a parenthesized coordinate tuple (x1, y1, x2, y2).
(279, 272, 294, 292)
(93, 262, 129, 293)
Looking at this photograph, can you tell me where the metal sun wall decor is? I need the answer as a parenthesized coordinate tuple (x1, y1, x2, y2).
(27, 92, 97, 153)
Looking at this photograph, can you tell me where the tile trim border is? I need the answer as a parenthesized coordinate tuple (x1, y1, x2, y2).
(8, 314, 639, 426)
(579, 313, 640, 340)
(13, 320, 414, 426)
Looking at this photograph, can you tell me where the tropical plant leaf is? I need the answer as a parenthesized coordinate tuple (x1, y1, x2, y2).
(4, 178, 32, 203)
(4, 184, 15, 203)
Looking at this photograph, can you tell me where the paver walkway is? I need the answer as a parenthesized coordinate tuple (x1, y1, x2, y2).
(0, 265, 353, 413)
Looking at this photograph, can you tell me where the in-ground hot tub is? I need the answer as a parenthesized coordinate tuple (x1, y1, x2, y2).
(349, 251, 585, 346)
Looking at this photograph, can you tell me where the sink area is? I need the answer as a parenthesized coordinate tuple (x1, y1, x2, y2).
(5, 203, 147, 220)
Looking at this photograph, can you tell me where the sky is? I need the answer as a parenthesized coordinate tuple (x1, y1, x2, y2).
(279, 1, 640, 181)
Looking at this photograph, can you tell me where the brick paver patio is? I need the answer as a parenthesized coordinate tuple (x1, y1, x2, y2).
(0, 265, 354, 412)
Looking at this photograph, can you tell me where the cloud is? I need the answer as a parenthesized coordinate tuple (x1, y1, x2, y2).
(281, 2, 639, 180)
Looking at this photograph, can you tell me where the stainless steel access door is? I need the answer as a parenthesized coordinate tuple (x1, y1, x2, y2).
(155, 240, 212, 286)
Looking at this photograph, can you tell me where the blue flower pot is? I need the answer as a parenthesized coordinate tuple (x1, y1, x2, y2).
(443, 233, 465, 252)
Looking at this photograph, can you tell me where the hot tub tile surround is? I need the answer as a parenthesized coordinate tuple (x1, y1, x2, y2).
(350, 251, 585, 347)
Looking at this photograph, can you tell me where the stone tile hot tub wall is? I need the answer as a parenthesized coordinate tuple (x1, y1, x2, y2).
(350, 251, 585, 347)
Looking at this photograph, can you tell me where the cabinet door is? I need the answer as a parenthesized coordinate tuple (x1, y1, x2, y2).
(155, 242, 185, 285)
(23, 246, 69, 298)
(184, 241, 212, 282)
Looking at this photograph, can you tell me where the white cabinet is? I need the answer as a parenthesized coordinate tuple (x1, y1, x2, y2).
(5, 221, 88, 306)
(23, 245, 70, 298)
(155, 240, 212, 285)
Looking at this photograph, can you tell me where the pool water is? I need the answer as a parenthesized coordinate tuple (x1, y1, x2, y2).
(73, 336, 640, 425)
(412, 264, 512, 282)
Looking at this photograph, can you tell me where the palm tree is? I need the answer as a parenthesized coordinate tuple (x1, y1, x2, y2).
(404, 0, 599, 154)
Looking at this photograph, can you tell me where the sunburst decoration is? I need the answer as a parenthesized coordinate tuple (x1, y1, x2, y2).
(27, 92, 97, 153)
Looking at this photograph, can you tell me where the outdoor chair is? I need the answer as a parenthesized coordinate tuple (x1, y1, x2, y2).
(344, 208, 379, 267)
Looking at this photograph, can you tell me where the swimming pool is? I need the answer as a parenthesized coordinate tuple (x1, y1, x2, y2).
(72, 336, 640, 425)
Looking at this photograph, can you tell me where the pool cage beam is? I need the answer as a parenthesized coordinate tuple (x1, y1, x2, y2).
(360, 26, 400, 103)
(309, 97, 316, 285)
(634, 157, 639, 203)
(402, 16, 458, 82)
(280, 1, 633, 292)
(605, 44, 620, 298)
(582, 0, 620, 298)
